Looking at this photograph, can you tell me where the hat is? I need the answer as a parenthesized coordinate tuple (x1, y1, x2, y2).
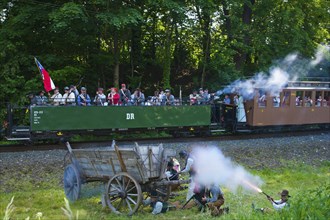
(98, 87, 103, 91)
(199, 88, 203, 91)
(55, 87, 59, 90)
(70, 85, 75, 89)
(121, 84, 126, 87)
(179, 150, 188, 158)
(64, 86, 69, 90)
(279, 189, 291, 197)
(165, 89, 170, 92)
(39, 90, 45, 94)
(81, 87, 86, 91)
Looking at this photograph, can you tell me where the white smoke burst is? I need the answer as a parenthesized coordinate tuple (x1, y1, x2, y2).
(192, 146, 263, 193)
(216, 44, 330, 100)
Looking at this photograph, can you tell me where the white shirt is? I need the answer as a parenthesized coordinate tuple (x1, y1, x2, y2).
(51, 93, 62, 106)
(272, 200, 288, 211)
(62, 92, 75, 104)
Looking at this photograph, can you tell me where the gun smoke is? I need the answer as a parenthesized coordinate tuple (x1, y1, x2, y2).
(216, 44, 330, 100)
(192, 146, 263, 193)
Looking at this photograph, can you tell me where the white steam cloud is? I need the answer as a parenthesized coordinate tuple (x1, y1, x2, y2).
(217, 44, 330, 100)
(192, 146, 263, 193)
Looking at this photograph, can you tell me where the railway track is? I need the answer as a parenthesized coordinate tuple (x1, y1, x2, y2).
(1, 129, 328, 153)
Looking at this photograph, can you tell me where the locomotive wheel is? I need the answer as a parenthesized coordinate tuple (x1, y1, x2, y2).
(106, 172, 142, 216)
(63, 164, 81, 202)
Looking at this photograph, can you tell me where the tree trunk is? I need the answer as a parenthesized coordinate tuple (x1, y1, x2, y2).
(201, 10, 211, 88)
(163, 16, 173, 89)
(234, 0, 255, 71)
(113, 30, 119, 88)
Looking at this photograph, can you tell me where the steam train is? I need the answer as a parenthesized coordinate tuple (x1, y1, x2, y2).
(4, 81, 330, 141)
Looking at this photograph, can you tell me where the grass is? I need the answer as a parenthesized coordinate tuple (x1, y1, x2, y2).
(1, 162, 329, 220)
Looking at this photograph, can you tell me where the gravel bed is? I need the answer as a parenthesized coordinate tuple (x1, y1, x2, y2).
(0, 132, 329, 193)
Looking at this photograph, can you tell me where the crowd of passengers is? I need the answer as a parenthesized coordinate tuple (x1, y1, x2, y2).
(28, 84, 228, 107)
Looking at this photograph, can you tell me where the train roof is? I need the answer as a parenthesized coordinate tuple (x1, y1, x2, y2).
(285, 81, 330, 90)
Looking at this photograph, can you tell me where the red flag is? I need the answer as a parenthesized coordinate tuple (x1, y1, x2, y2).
(34, 58, 56, 92)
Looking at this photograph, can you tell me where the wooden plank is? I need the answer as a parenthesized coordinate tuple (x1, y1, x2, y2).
(109, 158, 116, 175)
(115, 144, 127, 172)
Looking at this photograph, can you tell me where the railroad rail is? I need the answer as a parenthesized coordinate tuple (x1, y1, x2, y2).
(1, 129, 328, 153)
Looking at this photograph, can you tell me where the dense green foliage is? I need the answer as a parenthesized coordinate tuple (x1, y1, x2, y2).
(1, 0, 329, 105)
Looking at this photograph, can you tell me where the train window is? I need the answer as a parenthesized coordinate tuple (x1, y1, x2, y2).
(258, 90, 266, 108)
(272, 96, 280, 107)
(295, 91, 303, 107)
(303, 91, 313, 107)
(324, 91, 330, 107)
(281, 91, 290, 107)
(315, 91, 323, 107)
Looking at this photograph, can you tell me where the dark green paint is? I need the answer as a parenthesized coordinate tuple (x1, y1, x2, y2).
(30, 105, 211, 131)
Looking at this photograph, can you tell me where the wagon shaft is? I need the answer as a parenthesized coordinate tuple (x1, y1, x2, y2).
(152, 179, 190, 187)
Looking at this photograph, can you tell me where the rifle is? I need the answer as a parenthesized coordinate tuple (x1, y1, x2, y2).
(181, 194, 195, 209)
(261, 192, 279, 205)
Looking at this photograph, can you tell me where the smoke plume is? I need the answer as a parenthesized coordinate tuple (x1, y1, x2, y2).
(192, 146, 263, 193)
(216, 44, 330, 100)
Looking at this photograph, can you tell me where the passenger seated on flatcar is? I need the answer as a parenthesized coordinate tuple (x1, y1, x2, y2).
(162, 89, 175, 106)
(28, 93, 37, 106)
(50, 87, 62, 106)
(119, 84, 131, 106)
(151, 90, 161, 106)
(107, 87, 120, 106)
(93, 88, 106, 106)
(131, 88, 145, 106)
(201, 89, 210, 104)
(62, 86, 76, 106)
(189, 90, 200, 105)
(35, 90, 48, 106)
(145, 96, 153, 106)
(77, 87, 91, 106)
(198, 88, 204, 104)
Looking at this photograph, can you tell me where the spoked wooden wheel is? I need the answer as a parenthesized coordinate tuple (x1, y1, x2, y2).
(106, 173, 142, 215)
(63, 164, 81, 202)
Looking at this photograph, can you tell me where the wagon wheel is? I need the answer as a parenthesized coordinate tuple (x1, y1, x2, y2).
(63, 164, 81, 202)
(106, 172, 142, 216)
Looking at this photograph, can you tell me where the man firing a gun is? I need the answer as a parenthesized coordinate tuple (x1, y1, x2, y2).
(253, 189, 291, 212)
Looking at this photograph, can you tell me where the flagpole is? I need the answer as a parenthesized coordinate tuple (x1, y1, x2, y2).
(34, 57, 43, 80)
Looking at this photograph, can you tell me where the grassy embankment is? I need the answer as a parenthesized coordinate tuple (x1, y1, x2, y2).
(1, 161, 329, 220)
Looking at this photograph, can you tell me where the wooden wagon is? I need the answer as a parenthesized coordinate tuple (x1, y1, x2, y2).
(63, 141, 185, 215)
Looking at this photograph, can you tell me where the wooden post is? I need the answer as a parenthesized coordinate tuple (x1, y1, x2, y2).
(148, 148, 153, 177)
(115, 145, 127, 172)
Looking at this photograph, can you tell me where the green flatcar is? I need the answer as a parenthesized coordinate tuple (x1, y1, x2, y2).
(4, 103, 237, 141)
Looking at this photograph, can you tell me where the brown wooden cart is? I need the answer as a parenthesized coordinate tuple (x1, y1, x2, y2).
(63, 141, 185, 215)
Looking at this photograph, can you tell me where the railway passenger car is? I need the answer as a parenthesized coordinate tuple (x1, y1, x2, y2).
(244, 81, 330, 128)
